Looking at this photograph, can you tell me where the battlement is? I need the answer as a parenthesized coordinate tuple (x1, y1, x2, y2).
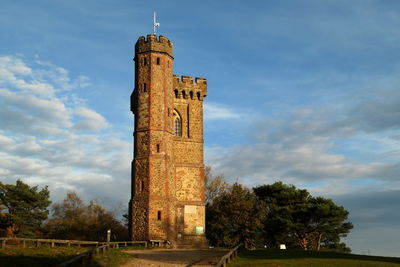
(173, 75, 207, 100)
(135, 34, 173, 57)
(173, 75, 207, 85)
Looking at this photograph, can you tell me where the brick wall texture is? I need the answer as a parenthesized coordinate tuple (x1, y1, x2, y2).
(129, 34, 207, 248)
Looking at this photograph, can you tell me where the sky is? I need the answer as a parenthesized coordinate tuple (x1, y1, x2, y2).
(1, 0, 400, 257)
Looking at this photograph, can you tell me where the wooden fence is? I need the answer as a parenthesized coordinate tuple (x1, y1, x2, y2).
(0, 237, 100, 249)
(56, 244, 109, 267)
(99, 241, 148, 248)
(215, 244, 242, 267)
(0, 237, 148, 249)
(0, 237, 148, 266)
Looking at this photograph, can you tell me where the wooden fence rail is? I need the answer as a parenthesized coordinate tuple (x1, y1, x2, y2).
(56, 244, 109, 267)
(0, 237, 100, 249)
(99, 241, 148, 248)
(215, 244, 242, 267)
(0, 237, 149, 266)
(0, 237, 148, 249)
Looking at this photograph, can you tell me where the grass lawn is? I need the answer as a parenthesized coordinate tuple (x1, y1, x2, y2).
(0, 245, 87, 267)
(0, 244, 153, 267)
(230, 249, 400, 267)
(90, 246, 143, 267)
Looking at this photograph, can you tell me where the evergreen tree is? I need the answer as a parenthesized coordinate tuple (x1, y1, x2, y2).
(0, 180, 51, 238)
(254, 182, 353, 251)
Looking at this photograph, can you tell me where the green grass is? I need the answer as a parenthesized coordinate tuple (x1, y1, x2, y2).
(230, 249, 400, 267)
(0, 245, 87, 267)
(90, 246, 142, 267)
(0, 244, 149, 267)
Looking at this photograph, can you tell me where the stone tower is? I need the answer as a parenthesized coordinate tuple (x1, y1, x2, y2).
(129, 34, 207, 248)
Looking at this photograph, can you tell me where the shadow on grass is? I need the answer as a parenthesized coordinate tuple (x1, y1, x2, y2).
(0, 246, 103, 267)
(0, 255, 102, 267)
(238, 249, 400, 264)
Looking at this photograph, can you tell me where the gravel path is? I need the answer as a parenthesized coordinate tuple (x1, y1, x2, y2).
(120, 249, 228, 267)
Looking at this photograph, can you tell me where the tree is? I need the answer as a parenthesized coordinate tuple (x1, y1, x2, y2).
(0, 180, 51, 238)
(44, 191, 128, 241)
(254, 182, 353, 251)
(253, 182, 310, 248)
(206, 183, 265, 248)
(204, 165, 230, 204)
(308, 197, 353, 251)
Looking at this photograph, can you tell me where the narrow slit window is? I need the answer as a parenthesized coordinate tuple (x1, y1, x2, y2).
(174, 117, 181, 136)
(157, 211, 162, 220)
(174, 89, 178, 98)
(143, 83, 147, 92)
(156, 144, 160, 153)
(190, 91, 194, 99)
(141, 181, 144, 192)
(156, 57, 160, 65)
(144, 57, 147, 66)
(173, 109, 182, 137)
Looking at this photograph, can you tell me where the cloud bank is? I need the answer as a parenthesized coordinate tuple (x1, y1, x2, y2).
(0, 55, 130, 206)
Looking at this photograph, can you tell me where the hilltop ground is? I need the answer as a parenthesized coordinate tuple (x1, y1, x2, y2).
(120, 249, 227, 267)
(230, 249, 400, 266)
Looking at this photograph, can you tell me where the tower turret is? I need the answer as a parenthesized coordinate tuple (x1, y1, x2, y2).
(130, 34, 175, 241)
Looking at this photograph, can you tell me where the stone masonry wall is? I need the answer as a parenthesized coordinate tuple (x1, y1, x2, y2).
(130, 35, 207, 247)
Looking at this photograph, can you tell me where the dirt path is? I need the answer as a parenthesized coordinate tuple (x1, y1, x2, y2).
(120, 249, 228, 267)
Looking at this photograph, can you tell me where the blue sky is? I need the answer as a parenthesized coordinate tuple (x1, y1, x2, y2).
(1, 0, 400, 256)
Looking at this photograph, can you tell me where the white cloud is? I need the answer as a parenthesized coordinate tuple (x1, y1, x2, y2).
(0, 134, 14, 150)
(204, 102, 240, 120)
(73, 107, 109, 131)
(0, 55, 130, 206)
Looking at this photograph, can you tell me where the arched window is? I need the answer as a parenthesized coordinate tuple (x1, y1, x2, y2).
(173, 110, 182, 137)
(174, 117, 181, 136)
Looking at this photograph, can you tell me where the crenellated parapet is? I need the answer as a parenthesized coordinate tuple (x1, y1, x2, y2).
(135, 34, 173, 58)
(173, 75, 207, 101)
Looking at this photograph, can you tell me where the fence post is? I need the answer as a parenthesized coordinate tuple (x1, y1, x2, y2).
(1, 239, 6, 249)
(107, 229, 111, 246)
